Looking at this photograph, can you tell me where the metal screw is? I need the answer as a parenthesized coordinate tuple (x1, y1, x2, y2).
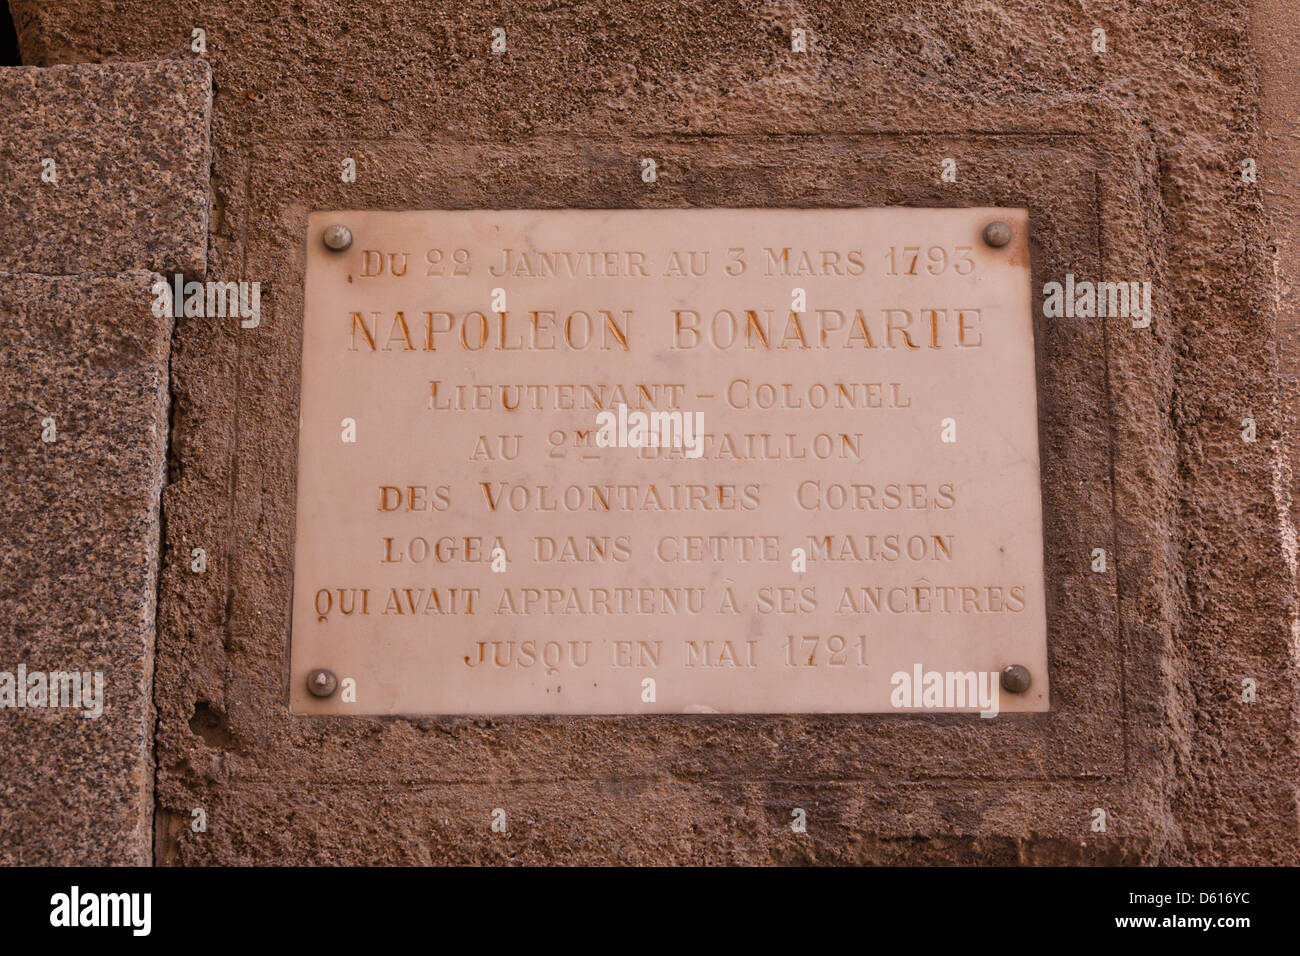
(322, 224, 352, 252)
(306, 668, 338, 698)
(982, 220, 1012, 248)
(1000, 664, 1031, 694)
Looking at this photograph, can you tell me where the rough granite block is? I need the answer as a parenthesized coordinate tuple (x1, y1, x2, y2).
(0, 60, 210, 276)
(0, 271, 171, 865)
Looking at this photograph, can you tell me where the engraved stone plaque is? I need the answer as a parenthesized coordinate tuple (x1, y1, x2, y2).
(290, 208, 1048, 715)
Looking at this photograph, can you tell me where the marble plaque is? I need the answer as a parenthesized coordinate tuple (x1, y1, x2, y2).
(290, 208, 1048, 715)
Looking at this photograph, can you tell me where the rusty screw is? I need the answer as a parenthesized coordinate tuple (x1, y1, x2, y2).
(982, 220, 1012, 248)
(306, 668, 338, 698)
(322, 224, 353, 253)
(1000, 664, 1031, 694)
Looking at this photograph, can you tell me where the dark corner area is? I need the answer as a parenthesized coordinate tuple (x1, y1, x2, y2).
(1, 4, 19, 66)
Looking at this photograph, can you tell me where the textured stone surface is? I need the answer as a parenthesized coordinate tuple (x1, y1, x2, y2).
(0, 59, 210, 276)
(10, 0, 1300, 864)
(1257, 2, 1300, 625)
(0, 272, 171, 865)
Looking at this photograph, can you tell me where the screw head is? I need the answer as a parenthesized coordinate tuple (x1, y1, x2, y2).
(982, 220, 1012, 248)
(1000, 664, 1032, 694)
(322, 224, 352, 252)
(306, 668, 338, 698)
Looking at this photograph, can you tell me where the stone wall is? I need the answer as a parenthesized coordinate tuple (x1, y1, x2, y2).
(0, 60, 209, 863)
(5, 1, 1298, 864)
